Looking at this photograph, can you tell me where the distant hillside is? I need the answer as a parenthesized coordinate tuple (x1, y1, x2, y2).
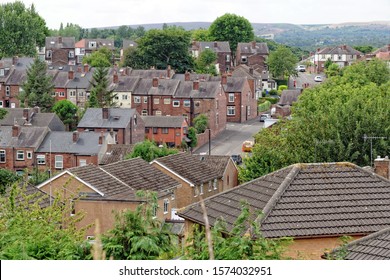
(107, 21, 390, 50)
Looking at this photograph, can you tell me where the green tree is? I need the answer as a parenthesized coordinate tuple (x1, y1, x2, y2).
(187, 127, 198, 148)
(0, 184, 91, 259)
(52, 100, 79, 130)
(325, 63, 341, 77)
(0, 2, 49, 57)
(102, 191, 177, 260)
(0, 170, 20, 195)
(89, 67, 117, 108)
(191, 29, 211, 41)
(324, 58, 333, 69)
(184, 201, 291, 260)
(125, 140, 178, 162)
(122, 46, 147, 69)
(353, 45, 374, 54)
(209, 13, 254, 56)
(20, 57, 54, 112)
(267, 46, 298, 80)
(194, 49, 218, 75)
(82, 47, 112, 67)
(241, 59, 390, 182)
(193, 114, 209, 134)
(123, 26, 194, 72)
(0, 108, 6, 120)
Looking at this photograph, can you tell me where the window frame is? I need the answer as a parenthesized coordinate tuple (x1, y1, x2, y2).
(134, 96, 141, 103)
(0, 150, 6, 163)
(16, 150, 24, 161)
(227, 106, 236, 116)
(162, 127, 169, 134)
(228, 93, 235, 103)
(55, 155, 63, 169)
(37, 155, 46, 165)
(163, 198, 169, 214)
(172, 100, 180, 107)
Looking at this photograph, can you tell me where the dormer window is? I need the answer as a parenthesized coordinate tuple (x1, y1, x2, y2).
(46, 50, 52, 58)
(89, 41, 96, 48)
(0, 69, 4, 77)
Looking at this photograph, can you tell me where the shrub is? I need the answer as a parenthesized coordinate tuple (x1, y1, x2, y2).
(193, 114, 209, 134)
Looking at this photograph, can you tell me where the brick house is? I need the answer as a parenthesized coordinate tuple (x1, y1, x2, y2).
(191, 41, 232, 73)
(36, 158, 181, 237)
(0, 125, 49, 173)
(314, 45, 363, 73)
(235, 41, 269, 71)
(222, 74, 257, 123)
(151, 153, 238, 209)
(142, 116, 188, 147)
(111, 71, 141, 108)
(120, 40, 138, 62)
(0, 57, 34, 109)
(77, 107, 145, 145)
(75, 39, 115, 65)
(45, 37, 76, 66)
(35, 131, 115, 173)
(66, 66, 94, 108)
(179, 162, 390, 259)
(232, 65, 263, 99)
(274, 89, 302, 118)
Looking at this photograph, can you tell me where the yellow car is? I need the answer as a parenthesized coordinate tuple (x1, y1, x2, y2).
(242, 140, 254, 152)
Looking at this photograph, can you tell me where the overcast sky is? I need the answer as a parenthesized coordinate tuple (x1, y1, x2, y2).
(6, 0, 390, 29)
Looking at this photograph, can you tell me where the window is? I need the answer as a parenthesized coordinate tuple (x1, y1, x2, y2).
(163, 199, 169, 214)
(122, 94, 128, 100)
(27, 151, 32, 159)
(16, 150, 24, 161)
(228, 93, 235, 102)
(55, 155, 63, 169)
(89, 41, 96, 48)
(59, 92, 65, 97)
(338, 55, 342, 60)
(208, 181, 212, 192)
(155, 110, 162, 116)
(79, 159, 87, 166)
(141, 109, 148, 116)
(51, 92, 56, 97)
(152, 205, 157, 218)
(0, 101, 3, 108)
(154, 98, 160, 105)
(0, 69, 4, 76)
(37, 155, 45, 165)
(213, 179, 218, 190)
(153, 127, 158, 134)
(162, 128, 169, 134)
(145, 128, 149, 133)
(46, 50, 52, 58)
(247, 105, 251, 116)
(69, 51, 75, 58)
(5, 86, 10, 96)
(227, 106, 235, 116)
(164, 98, 171, 104)
(134, 96, 141, 103)
(143, 96, 148, 103)
(183, 100, 190, 107)
(69, 91, 76, 97)
(226, 54, 231, 62)
(0, 150, 5, 163)
(78, 92, 84, 97)
(171, 192, 175, 200)
(173, 100, 180, 107)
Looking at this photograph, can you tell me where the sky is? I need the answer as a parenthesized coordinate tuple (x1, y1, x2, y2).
(5, 0, 390, 29)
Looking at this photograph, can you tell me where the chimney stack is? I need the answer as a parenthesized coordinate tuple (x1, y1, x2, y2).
(251, 41, 256, 49)
(68, 68, 74, 80)
(98, 131, 104, 145)
(12, 56, 18, 66)
(12, 124, 20, 138)
(102, 107, 109, 120)
(221, 74, 227, 85)
(374, 156, 390, 180)
(113, 71, 118, 84)
(84, 64, 89, 73)
(193, 80, 199, 91)
(152, 77, 159, 87)
(72, 131, 79, 143)
(58, 36, 62, 44)
(167, 65, 171, 78)
(23, 108, 29, 122)
(185, 71, 190, 81)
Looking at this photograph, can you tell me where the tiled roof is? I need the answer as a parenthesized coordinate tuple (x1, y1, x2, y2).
(318, 45, 362, 56)
(237, 42, 269, 55)
(5, 184, 53, 209)
(174, 80, 220, 98)
(112, 76, 141, 92)
(46, 37, 75, 49)
(232, 65, 262, 79)
(142, 116, 187, 128)
(337, 227, 390, 260)
(0, 126, 49, 148)
(179, 163, 390, 238)
(153, 153, 226, 185)
(133, 78, 180, 96)
(223, 77, 248, 93)
(122, 40, 138, 49)
(199, 155, 233, 178)
(78, 108, 136, 129)
(278, 90, 302, 106)
(100, 144, 134, 165)
(197, 41, 231, 53)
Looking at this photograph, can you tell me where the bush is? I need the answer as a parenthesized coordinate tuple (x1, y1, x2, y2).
(258, 100, 271, 112)
(193, 114, 209, 134)
(278, 85, 288, 94)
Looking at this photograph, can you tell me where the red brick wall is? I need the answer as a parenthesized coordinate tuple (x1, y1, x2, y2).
(35, 152, 99, 172)
(0, 147, 36, 171)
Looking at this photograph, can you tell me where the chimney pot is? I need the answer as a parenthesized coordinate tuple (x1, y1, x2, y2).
(23, 108, 29, 121)
(185, 71, 190, 81)
(167, 65, 171, 78)
(12, 124, 20, 137)
(72, 131, 79, 143)
(374, 156, 390, 180)
(214, 42, 218, 48)
(12, 56, 18, 66)
(68, 68, 74, 80)
(221, 74, 227, 85)
(152, 77, 159, 87)
(193, 80, 199, 91)
(102, 107, 109, 119)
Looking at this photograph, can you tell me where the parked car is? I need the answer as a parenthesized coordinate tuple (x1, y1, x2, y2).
(314, 76, 323, 82)
(260, 113, 271, 122)
(296, 65, 306, 72)
(242, 140, 254, 153)
(231, 154, 243, 165)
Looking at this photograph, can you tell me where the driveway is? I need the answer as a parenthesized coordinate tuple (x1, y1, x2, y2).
(194, 118, 264, 156)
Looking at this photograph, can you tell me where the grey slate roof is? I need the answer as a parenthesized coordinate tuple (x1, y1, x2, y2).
(100, 144, 134, 165)
(128, 69, 173, 79)
(223, 77, 248, 93)
(0, 126, 49, 148)
(179, 163, 390, 239)
(0, 108, 65, 131)
(5, 184, 53, 209)
(133, 78, 180, 96)
(153, 153, 225, 185)
(122, 40, 138, 49)
(142, 116, 187, 128)
(237, 42, 269, 55)
(78, 108, 136, 129)
(232, 65, 262, 79)
(278, 90, 302, 106)
(66, 69, 94, 89)
(112, 76, 141, 92)
(46, 37, 75, 49)
(196, 41, 231, 53)
(318, 45, 362, 56)
(337, 227, 390, 260)
(37, 131, 108, 155)
(174, 80, 220, 98)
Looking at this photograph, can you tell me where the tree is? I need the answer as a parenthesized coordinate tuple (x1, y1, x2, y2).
(52, 100, 79, 131)
(184, 201, 291, 260)
(89, 67, 117, 108)
(122, 47, 147, 69)
(102, 191, 177, 260)
(0, 2, 49, 57)
(0, 184, 92, 259)
(82, 47, 112, 67)
(267, 46, 298, 80)
(191, 29, 211, 41)
(125, 140, 178, 162)
(20, 57, 54, 112)
(325, 63, 341, 77)
(240, 59, 390, 182)
(209, 13, 254, 56)
(123, 26, 194, 73)
(187, 127, 198, 148)
(193, 114, 209, 134)
(0, 170, 20, 195)
(353, 45, 374, 54)
(194, 49, 218, 75)
(0, 108, 6, 120)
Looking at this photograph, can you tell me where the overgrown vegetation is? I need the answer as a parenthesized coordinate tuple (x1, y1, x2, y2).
(125, 140, 178, 162)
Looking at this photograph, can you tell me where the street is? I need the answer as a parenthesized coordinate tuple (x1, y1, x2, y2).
(194, 118, 264, 156)
(289, 71, 325, 89)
